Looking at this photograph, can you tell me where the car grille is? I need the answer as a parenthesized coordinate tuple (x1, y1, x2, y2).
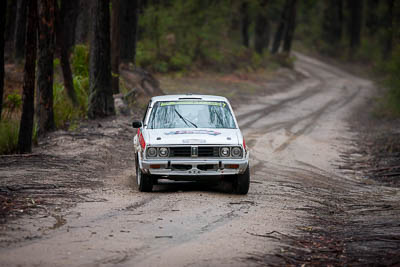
(198, 147, 219, 157)
(169, 146, 219, 158)
(170, 147, 191, 157)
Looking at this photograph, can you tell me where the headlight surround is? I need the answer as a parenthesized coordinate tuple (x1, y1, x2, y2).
(146, 147, 157, 157)
(231, 147, 242, 158)
(220, 147, 230, 157)
(159, 147, 169, 157)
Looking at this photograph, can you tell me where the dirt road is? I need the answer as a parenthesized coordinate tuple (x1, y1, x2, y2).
(1, 53, 398, 266)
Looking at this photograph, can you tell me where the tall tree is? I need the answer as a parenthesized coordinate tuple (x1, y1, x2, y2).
(119, 0, 140, 64)
(88, 0, 115, 119)
(75, 0, 90, 44)
(271, 0, 291, 54)
(383, 0, 395, 59)
(283, 0, 297, 53)
(5, 0, 17, 45)
(14, 0, 28, 61)
(254, 0, 270, 54)
(0, 0, 6, 120)
(322, 0, 343, 47)
(111, 0, 120, 94)
(59, 0, 79, 50)
(18, 0, 37, 153)
(347, 0, 363, 53)
(56, 0, 78, 106)
(365, 0, 380, 35)
(240, 0, 250, 48)
(36, 0, 56, 136)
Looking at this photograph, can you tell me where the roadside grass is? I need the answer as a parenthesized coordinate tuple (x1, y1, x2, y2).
(374, 46, 400, 117)
(53, 45, 90, 130)
(0, 120, 19, 154)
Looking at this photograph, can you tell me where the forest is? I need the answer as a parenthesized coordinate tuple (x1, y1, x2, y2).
(0, 0, 399, 155)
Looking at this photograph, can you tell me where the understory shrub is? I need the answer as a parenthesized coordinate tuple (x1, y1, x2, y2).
(0, 120, 19, 154)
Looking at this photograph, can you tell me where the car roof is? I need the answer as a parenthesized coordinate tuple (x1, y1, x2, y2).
(150, 94, 229, 102)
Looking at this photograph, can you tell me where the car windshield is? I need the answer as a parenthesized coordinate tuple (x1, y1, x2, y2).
(147, 101, 237, 129)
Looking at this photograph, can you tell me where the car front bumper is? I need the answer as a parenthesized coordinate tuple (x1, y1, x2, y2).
(140, 158, 249, 178)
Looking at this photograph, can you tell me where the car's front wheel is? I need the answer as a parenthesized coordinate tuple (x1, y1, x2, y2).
(233, 165, 250, 195)
(135, 156, 153, 192)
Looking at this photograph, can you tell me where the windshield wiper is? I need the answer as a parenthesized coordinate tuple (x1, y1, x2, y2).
(174, 109, 198, 128)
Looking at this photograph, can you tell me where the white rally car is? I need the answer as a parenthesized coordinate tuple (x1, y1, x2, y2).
(132, 94, 250, 194)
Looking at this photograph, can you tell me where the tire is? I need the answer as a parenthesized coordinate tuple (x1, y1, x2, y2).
(136, 156, 153, 192)
(233, 165, 250, 195)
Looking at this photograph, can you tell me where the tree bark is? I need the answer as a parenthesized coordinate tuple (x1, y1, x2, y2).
(365, 0, 380, 35)
(5, 0, 17, 44)
(254, 0, 269, 54)
(60, 0, 79, 51)
(56, 1, 78, 106)
(18, 0, 37, 154)
(271, 0, 291, 54)
(322, 0, 343, 46)
(383, 0, 395, 59)
(119, 0, 139, 64)
(88, 0, 115, 119)
(283, 0, 297, 53)
(14, 0, 28, 61)
(240, 1, 250, 48)
(37, 0, 56, 136)
(111, 0, 120, 94)
(75, 0, 90, 44)
(347, 0, 363, 53)
(0, 0, 6, 120)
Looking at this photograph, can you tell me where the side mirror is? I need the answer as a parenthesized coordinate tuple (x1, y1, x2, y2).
(132, 121, 142, 128)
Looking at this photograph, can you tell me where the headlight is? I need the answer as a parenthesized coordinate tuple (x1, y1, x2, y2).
(220, 147, 230, 157)
(146, 147, 157, 157)
(231, 147, 242, 157)
(159, 147, 169, 157)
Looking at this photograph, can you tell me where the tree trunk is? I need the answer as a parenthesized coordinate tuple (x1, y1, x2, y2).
(283, 0, 297, 53)
(111, 0, 120, 94)
(365, 0, 380, 35)
(119, 0, 139, 64)
(56, 1, 78, 106)
(88, 0, 115, 119)
(254, 0, 269, 54)
(240, 1, 250, 48)
(383, 0, 395, 59)
(37, 0, 56, 136)
(5, 0, 17, 45)
(271, 0, 291, 54)
(14, 0, 28, 61)
(18, 0, 37, 154)
(347, 0, 363, 53)
(60, 0, 79, 51)
(322, 0, 343, 46)
(75, 0, 90, 44)
(0, 0, 6, 120)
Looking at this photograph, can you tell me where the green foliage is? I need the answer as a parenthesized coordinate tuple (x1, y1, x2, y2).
(136, 0, 272, 73)
(3, 93, 22, 120)
(0, 120, 19, 154)
(71, 44, 89, 77)
(376, 45, 400, 116)
(53, 58, 60, 69)
(53, 77, 88, 129)
(53, 45, 90, 129)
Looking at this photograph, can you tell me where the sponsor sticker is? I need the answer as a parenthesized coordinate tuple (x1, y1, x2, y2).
(160, 101, 226, 107)
(164, 130, 221, 136)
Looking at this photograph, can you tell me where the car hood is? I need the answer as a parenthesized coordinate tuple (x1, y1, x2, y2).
(145, 128, 241, 145)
